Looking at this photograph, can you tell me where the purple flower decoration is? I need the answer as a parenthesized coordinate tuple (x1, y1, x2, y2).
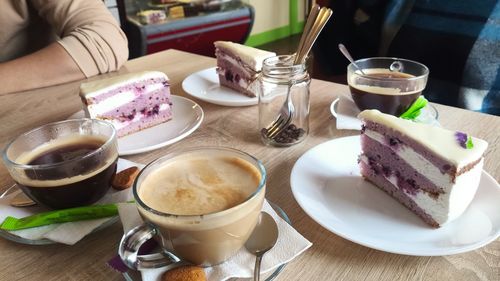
(455, 132, 474, 149)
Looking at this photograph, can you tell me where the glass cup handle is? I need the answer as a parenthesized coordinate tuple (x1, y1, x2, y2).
(119, 223, 179, 270)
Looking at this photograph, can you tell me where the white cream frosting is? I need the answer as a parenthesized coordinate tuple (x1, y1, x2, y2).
(80, 71, 168, 99)
(358, 109, 488, 169)
(215, 41, 275, 71)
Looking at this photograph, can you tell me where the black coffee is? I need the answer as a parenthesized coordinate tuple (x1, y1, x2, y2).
(15, 135, 118, 209)
(28, 141, 102, 165)
(350, 71, 420, 116)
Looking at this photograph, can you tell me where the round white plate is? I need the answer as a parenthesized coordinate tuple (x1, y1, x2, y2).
(290, 136, 500, 256)
(70, 95, 203, 156)
(182, 67, 258, 106)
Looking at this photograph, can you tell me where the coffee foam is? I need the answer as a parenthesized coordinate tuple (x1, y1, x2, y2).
(14, 134, 117, 188)
(351, 68, 419, 96)
(138, 153, 262, 216)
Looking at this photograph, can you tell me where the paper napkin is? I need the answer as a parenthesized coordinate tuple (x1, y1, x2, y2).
(335, 96, 363, 130)
(334, 96, 440, 130)
(0, 159, 143, 245)
(116, 200, 312, 281)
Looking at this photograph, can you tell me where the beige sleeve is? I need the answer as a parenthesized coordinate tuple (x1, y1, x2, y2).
(30, 0, 129, 77)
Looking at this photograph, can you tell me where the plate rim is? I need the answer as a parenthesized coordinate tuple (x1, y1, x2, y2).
(290, 135, 500, 256)
(119, 95, 204, 155)
(182, 67, 258, 107)
(70, 95, 204, 156)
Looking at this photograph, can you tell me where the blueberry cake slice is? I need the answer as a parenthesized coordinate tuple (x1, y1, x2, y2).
(214, 41, 275, 97)
(80, 71, 172, 137)
(358, 109, 487, 227)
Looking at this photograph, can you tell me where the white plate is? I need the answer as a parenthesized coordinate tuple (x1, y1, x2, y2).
(70, 95, 203, 156)
(182, 67, 258, 106)
(290, 136, 500, 256)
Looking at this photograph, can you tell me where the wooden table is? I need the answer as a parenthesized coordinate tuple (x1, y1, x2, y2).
(0, 50, 499, 281)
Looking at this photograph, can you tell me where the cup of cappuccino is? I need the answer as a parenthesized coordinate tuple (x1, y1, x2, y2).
(2, 119, 118, 209)
(347, 57, 429, 116)
(119, 147, 266, 268)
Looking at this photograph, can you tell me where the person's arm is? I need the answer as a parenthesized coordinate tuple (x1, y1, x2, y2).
(0, 0, 128, 95)
(0, 43, 85, 94)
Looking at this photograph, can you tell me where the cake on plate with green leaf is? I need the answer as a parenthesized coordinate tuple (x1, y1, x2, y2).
(358, 109, 488, 227)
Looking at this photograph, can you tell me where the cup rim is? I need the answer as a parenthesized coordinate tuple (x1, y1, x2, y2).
(263, 54, 306, 73)
(2, 118, 117, 170)
(133, 146, 267, 219)
(348, 57, 429, 81)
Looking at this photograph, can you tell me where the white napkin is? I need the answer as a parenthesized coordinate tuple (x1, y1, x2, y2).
(0, 159, 143, 245)
(335, 96, 363, 130)
(117, 200, 312, 281)
(334, 96, 440, 130)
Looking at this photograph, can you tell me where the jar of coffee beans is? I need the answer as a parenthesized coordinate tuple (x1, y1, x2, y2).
(258, 55, 310, 146)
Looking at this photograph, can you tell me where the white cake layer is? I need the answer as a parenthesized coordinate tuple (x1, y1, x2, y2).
(358, 110, 488, 169)
(214, 41, 276, 71)
(364, 130, 451, 189)
(86, 83, 165, 116)
(80, 71, 169, 99)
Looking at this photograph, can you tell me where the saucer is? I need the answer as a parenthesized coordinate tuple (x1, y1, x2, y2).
(0, 184, 118, 245)
(122, 201, 291, 281)
(182, 67, 258, 107)
(330, 97, 440, 129)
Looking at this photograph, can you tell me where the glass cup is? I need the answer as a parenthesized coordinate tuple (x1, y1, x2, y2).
(119, 147, 266, 269)
(347, 57, 429, 116)
(2, 119, 118, 209)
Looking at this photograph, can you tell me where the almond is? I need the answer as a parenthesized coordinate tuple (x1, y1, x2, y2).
(112, 166, 140, 190)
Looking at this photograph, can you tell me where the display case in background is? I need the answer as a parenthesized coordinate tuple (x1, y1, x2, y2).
(121, 0, 254, 59)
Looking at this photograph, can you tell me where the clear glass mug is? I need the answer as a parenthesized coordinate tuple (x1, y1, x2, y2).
(347, 57, 429, 116)
(258, 55, 310, 146)
(119, 147, 266, 269)
(2, 119, 118, 209)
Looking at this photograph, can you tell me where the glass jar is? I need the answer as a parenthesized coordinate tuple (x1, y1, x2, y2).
(258, 55, 310, 146)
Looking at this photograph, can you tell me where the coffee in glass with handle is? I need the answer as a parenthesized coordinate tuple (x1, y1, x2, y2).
(347, 57, 429, 116)
(119, 147, 266, 269)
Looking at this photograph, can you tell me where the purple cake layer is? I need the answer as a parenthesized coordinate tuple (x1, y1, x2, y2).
(360, 160, 440, 228)
(98, 89, 172, 120)
(218, 73, 255, 97)
(216, 55, 256, 97)
(361, 134, 443, 194)
(83, 77, 169, 105)
(363, 121, 459, 178)
(117, 108, 172, 137)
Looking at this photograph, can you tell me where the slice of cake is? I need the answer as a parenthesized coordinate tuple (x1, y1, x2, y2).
(214, 41, 276, 97)
(358, 109, 488, 227)
(80, 71, 173, 137)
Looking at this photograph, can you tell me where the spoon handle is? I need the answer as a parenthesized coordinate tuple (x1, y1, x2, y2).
(253, 255, 263, 281)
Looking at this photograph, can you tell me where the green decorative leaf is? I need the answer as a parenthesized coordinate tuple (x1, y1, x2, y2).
(399, 96, 428, 120)
(466, 136, 474, 149)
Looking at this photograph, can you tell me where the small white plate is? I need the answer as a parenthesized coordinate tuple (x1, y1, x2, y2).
(291, 136, 500, 256)
(182, 67, 258, 106)
(70, 95, 203, 156)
